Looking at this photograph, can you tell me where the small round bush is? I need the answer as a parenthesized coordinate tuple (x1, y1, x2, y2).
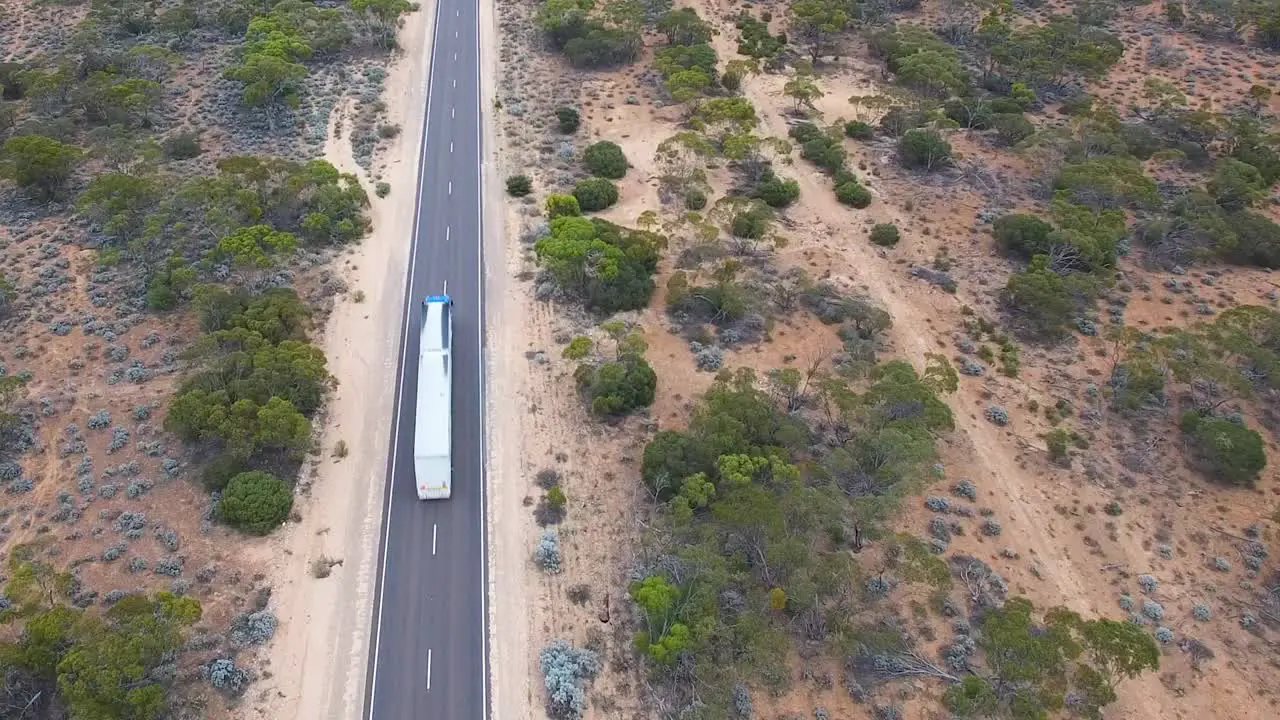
(545, 193, 581, 219)
(684, 188, 707, 210)
(844, 120, 874, 140)
(555, 106, 581, 134)
(981, 519, 1002, 536)
(869, 223, 900, 247)
(755, 173, 800, 208)
(582, 141, 628, 179)
(1154, 626, 1174, 644)
(835, 181, 872, 208)
(1142, 600, 1165, 621)
(925, 496, 950, 512)
(952, 480, 978, 500)
(220, 471, 293, 535)
(1212, 556, 1231, 572)
(1137, 574, 1158, 593)
(1119, 594, 1134, 611)
(162, 131, 203, 160)
(1192, 604, 1211, 621)
(572, 177, 619, 211)
(506, 174, 532, 197)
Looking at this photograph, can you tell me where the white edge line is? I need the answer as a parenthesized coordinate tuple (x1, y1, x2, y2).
(432, 522, 438, 555)
(426, 648, 433, 690)
(368, 0, 443, 715)
(475, 0, 489, 718)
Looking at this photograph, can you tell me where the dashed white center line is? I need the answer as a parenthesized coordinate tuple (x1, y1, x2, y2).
(450, 141, 454, 153)
(453, 78, 457, 88)
(448, 181, 452, 195)
(432, 523, 438, 555)
(426, 648, 433, 691)
(451, 107, 455, 118)
(455, 31, 458, 38)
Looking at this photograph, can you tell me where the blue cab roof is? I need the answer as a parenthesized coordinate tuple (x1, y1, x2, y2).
(424, 294, 451, 305)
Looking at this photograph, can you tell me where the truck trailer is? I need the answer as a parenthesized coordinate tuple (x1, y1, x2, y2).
(414, 294, 453, 499)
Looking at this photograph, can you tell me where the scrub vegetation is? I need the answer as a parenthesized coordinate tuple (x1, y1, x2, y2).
(498, 0, 1280, 717)
(0, 0, 414, 714)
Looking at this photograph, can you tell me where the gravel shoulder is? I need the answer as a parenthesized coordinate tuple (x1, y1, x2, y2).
(479, 0, 537, 715)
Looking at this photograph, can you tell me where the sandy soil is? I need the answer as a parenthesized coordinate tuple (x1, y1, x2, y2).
(245, 6, 438, 718)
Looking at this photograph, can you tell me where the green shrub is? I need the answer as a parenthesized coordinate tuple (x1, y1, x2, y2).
(220, 471, 294, 534)
(555, 106, 580, 133)
(788, 121, 823, 145)
(573, 177, 619, 212)
(870, 223, 900, 247)
(898, 129, 952, 171)
(162, 131, 202, 160)
(835, 181, 872, 208)
(755, 171, 800, 208)
(800, 135, 846, 174)
(993, 213, 1054, 257)
(844, 120, 874, 139)
(991, 113, 1035, 145)
(0, 134, 83, 199)
(575, 356, 657, 416)
(1110, 359, 1166, 412)
(1004, 257, 1096, 339)
(731, 206, 771, 238)
(944, 98, 993, 129)
(535, 216, 662, 312)
(374, 182, 390, 198)
(944, 677, 999, 717)
(546, 193, 581, 218)
(988, 97, 1024, 115)
(583, 141, 628, 179)
(1179, 412, 1267, 486)
(1045, 428, 1072, 463)
(684, 188, 707, 210)
(506, 174, 533, 197)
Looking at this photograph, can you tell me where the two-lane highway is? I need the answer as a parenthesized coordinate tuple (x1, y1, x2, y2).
(364, 0, 488, 718)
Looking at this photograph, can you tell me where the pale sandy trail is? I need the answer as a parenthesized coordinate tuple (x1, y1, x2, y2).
(246, 7, 437, 719)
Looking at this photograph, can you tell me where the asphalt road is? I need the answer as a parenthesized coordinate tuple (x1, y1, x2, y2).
(364, 1, 488, 718)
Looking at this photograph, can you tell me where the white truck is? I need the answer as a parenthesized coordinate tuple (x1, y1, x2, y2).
(414, 294, 453, 499)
